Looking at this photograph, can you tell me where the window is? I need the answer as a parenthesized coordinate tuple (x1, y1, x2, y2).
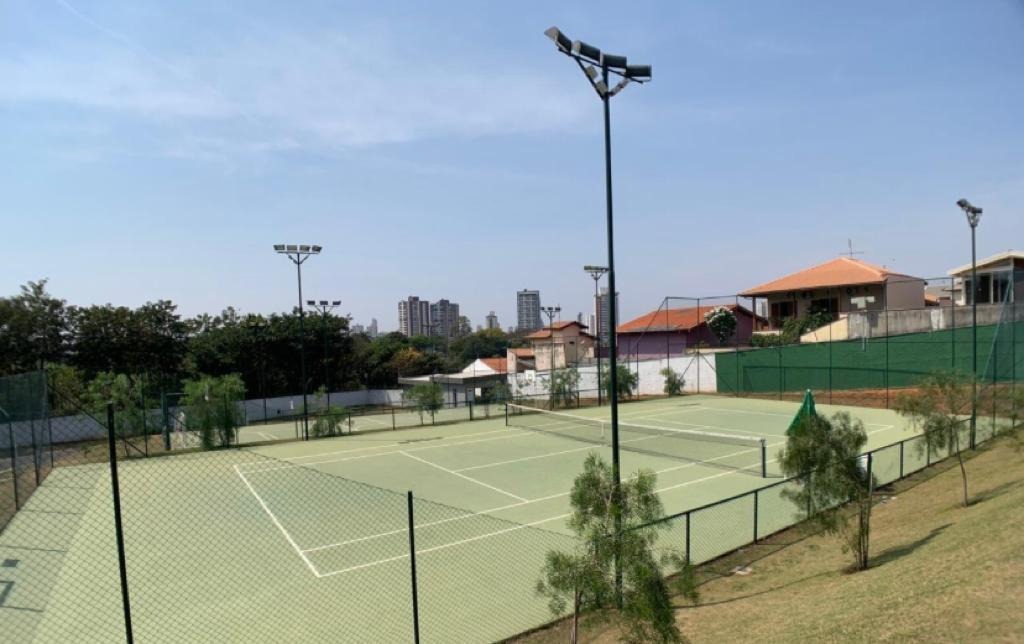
(993, 271, 1011, 304)
(770, 301, 794, 321)
(810, 298, 838, 315)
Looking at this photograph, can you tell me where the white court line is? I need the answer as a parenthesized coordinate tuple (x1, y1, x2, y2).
(401, 451, 527, 503)
(307, 422, 899, 573)
(238, 429, 531, 475)
(281, 427, 516, 461)
(259, 432, 277, 441)
(233, 464, 319, 577)
(685, 404, 893, 428)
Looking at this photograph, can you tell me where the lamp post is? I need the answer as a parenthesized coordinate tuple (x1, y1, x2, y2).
(308, 300, 342, 409)
(541, 306, 562, 398)
(245, 316, 269, 423)
(584, 265, 609, 405)
(957, 198, 983, 448)
(274, 244, 321, 440)
(545, 27, 650, 601)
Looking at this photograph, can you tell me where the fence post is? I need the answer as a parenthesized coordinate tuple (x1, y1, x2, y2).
(684, 511, 691, 563)
(753, 489, 759, 543)
(106, 403, 135, 644)
(392, 406, 396, 431)
(866, 452, 873, 491)
(30, 418, 40, 487)
(760, 439, 767, 478)
(899, 441, 904, 479)
(5, 412, 18, 511)
(407, 491, 421, 644)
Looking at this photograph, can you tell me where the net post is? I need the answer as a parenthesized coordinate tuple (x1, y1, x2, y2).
(504, 403, 509, 426)
(407, 491, 421, 644)
(106, 403, 135, 644)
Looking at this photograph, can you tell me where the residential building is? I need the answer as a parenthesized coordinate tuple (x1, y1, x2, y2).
(368, 318, 378, 338)
(506, 347, 536, 372)
(594, 287, 619, 346)
(739, 257, 926, 328)
(948, 250, 1024, 305)
(617, 305, 766, 359)
(525, 321, 596, 371)
(397, 357, 508, 405)
(485, 311, 499, 330)
(398, 296, 431, 336)
(430, 299, 460, 339)
(517, 289, 542, 332)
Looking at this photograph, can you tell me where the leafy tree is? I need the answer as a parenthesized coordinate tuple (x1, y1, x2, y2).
(779, 411, 874, 571)
(312, 405, 349, 438)
(703, 306, 736, 346)
(0, 280, 69, 374)
(536, 454, 697, 643)
(894, 371, 975, 507)
(602, 364, 638, 402)
(659, 368, 684, 396)
(85, 372, 147, 438)
(403, 382, 444, 424)
(46, 363, 87, 415)
(182, 374, 246, 449)
(548, 368, 580, 409)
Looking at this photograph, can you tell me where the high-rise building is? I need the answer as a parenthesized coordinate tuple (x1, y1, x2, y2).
(517, 289, 542, 332)
(586, 313, 597, 335)
(398, 296, 431, 336)
(430, 299, 460, 338)
(594, 287, 619, 345)
(485, 311, 499, 330)
(368, 318, 379, 338)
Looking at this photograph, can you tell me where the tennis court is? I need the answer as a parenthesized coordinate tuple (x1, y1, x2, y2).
(6, 395, 915, 642)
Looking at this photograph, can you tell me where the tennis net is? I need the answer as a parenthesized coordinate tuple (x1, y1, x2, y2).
(505, 403, 768, 477)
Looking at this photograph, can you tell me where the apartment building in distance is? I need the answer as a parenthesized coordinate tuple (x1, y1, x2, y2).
(517, 289, 542, 332)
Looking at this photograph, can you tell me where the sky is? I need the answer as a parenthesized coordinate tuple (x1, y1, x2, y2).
(1, 0, 1022, 332)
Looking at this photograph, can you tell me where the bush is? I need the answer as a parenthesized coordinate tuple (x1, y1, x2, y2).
(182, 374, 246, 449)
(403, 382, 444, 424)
(602, 364, 638, 401)
(660, 368, 684, 396)
(704, 306, 737, 346)
(311, 405, 349, 438)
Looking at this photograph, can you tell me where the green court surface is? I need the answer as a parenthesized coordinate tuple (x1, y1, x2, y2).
(2, 395, 922, 643)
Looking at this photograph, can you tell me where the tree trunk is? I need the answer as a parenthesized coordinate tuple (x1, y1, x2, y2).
(571, 590, 580, 644)
(953, 429, 970, 507)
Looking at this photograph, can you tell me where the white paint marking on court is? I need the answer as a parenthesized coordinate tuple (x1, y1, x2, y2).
(238, 429, 532, 475)
(681, 404, 893, 428)
(233, 464, 319, 577)
(259, 432, 277, 441)
(277, 427, 517, 461)
(400, 451, 528, 503)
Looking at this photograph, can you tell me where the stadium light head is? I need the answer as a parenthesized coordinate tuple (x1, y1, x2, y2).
(319, 300, 329, 306)
(625, 64, 652, 80)
(286, 244, 298, 252)
(307, 300, 316, 306)
(273, 244, 286, 252)
(957, 198, 982, 227)
(311, 245, 323, 253)
(299, 245, 311, 252)
(584, 65, 598, 80)
(332, 300, 341, 306)
(544, 26, 572, 53)
(574, 40, 602, 63)
(601, 53, 627, 69)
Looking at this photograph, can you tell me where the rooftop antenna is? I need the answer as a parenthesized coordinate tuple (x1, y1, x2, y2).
(843, 239, 865, 259)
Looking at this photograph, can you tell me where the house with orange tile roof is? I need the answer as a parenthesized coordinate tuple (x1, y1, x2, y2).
(617, 304, 764, 359)
(739, 257, 925, 328)
(506, 347, 535, 373)
(524, 321, 596, 371)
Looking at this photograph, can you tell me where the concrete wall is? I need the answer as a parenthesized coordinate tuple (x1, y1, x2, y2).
(509, 353, 719, 398)
(885, 278, 927, 310)
(847, 303, 1005, 339)
(242, 389, 404, 422)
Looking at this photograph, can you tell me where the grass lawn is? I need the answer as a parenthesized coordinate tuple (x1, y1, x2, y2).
(516, 436, 1024, 643)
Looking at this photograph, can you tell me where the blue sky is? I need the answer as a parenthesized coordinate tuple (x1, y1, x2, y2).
(1, 1, 1022, 331)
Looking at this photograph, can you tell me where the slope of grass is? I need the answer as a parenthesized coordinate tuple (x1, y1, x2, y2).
(517, 437, 1024, 643)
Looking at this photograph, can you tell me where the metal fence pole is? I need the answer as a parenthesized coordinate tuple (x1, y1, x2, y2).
(5, 411, 18, 511)
(684, 511, 691, 563)
(407, 491, 421, 644)
(899, 441, 904, 479)
(753, 489, 759, 543)
(30, 418, 40, 487)
(106, 403, 135, 644)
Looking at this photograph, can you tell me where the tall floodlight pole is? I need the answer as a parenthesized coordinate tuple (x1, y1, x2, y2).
(541, 306, 562, 378)
(957, 199, 983, 448)
(308, 300, 342, 408)
(584, 265, 609, 405)
(545, 26, 651, 602)
(274, 244, 322, 440)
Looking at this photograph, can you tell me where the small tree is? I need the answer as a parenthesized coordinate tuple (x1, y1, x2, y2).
(403, 382, 444, 424)
(894, 370, 975, 507)
(536, 454, 697, 643)
(602, 364, 638, 402)
(312, 405, 349, 438)
(779, 411, 874, 571)
(182, 373, 246, 449)
(85, 372, 147, 439)
(703, 306, 736, 346)
(548, 368, 580, 409)
(659, 368, 684, 396)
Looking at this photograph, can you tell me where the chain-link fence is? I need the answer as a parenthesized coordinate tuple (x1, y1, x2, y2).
(1, 358, 1019, 643)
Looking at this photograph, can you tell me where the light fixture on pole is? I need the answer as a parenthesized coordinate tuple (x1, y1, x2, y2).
(545, 26, 650, 602)
(956, 198, 983, 448)
(584, 265, 609, 405)
(274, 244, 322, 440)
(308, 300, 342, 409)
